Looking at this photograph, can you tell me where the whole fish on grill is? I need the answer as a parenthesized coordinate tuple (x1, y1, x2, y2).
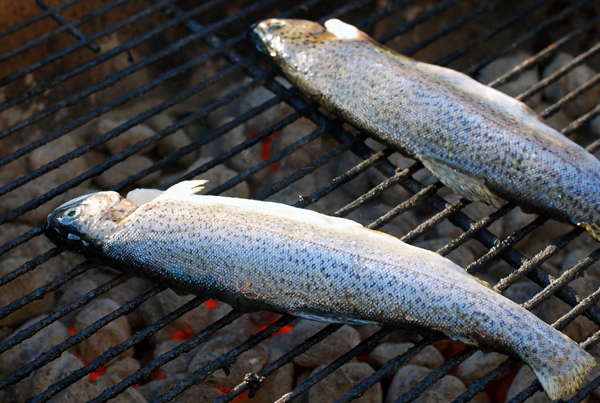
(251, 18, 600, 242)
(44, 180, 595, 400)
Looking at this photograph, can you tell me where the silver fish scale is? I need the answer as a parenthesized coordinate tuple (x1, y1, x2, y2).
(273, 30, 600, 227)
(101, 197, 583, 385)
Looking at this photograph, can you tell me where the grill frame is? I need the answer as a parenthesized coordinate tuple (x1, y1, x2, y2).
(0, 0, 600, 402)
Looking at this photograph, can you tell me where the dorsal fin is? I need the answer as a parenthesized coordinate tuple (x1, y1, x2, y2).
(156, 180, 209, 200)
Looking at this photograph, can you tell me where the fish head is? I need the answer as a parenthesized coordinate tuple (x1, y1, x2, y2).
(251, 19, 366, 74)
(44, 191, 137, 255)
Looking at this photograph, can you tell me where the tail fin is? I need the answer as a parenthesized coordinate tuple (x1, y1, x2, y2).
(529, 345, 596, 400)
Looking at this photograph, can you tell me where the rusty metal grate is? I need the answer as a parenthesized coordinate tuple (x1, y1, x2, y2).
(1, 0, 600, 402)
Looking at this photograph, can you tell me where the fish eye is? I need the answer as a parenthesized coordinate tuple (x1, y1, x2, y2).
(63, 207, 80, 219)
(270, 20, 286, 28)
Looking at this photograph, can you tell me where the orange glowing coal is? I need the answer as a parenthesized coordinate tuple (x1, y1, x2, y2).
(213, 387, 248, 402)
(247, 130, 279, 172)
(171, 327, 194, 341)
(87, 365, 106, 383)
(204, 299, 217, 310)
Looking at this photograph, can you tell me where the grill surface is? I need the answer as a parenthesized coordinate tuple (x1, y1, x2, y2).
(1, 0, 600, 402)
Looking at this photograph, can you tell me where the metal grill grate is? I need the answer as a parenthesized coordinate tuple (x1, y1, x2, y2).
(1, 0, 600, 402)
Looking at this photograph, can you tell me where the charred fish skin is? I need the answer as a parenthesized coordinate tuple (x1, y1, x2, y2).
(44, 181, 596, 400)
(251, 19, 600, 241)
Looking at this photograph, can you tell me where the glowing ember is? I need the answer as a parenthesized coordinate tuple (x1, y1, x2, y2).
(68, 324, 75, 336)
(171, 328, 194, 341)
(213, 387, 247, 402)
(257, 323, 293, 336)
(204, 299, 218, 310)
(434, 340, 466, 361)
(247, 130, 279, 171)
(150, 369, 165, 381)
(87, 365, 106, 383)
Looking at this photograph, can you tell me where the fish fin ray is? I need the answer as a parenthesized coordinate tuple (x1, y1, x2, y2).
(293, 310, 380, 326)
(450, 333, 479, 348)
(158, 180, 209, 200)
(578, 222, 600, 242)
(126, 188, 165, 206)
(421, 158, 504, 208)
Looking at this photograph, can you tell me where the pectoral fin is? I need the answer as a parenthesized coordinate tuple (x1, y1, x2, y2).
(421, 158, 504, 208)
(578, 222, 600, 242)
(293, 310, 380, 326)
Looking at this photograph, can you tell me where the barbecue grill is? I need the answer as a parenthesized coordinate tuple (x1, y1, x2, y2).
(1, 0, 600, 402)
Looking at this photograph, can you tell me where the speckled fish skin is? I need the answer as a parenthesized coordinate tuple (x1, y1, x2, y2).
(251, 19, 600, 241)
(44, 181, 595, 400)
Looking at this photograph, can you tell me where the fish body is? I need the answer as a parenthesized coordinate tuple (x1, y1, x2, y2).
(44, 180, 596, 400)
(251, 19, 600, 240)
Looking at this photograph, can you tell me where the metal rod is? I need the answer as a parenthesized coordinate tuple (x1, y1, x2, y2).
(34, 0, 101, 52)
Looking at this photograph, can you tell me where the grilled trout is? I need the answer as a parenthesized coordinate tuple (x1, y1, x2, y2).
(44, 180, 595, 400)
(251, 19, 600, 241)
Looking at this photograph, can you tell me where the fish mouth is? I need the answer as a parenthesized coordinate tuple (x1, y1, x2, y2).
(250, 21, 272, 56)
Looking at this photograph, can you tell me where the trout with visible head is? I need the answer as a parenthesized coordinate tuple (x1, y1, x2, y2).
(251, 18, 600, 242)
(45, 180, 596, 400)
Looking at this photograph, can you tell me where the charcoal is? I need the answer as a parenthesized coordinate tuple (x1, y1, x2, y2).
(307, 362, 382, 403)
(386, 364, 466, 403)
(188, 334, 268, 389)
(74, 298, 133, 365)
(0, 315, 71, 376)
(368, 342, 444, 370)
(542, 52, 600, 118)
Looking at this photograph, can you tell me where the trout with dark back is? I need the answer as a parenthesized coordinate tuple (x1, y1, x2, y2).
(251, 19, 600, 241)
(44, 181, 596, 400)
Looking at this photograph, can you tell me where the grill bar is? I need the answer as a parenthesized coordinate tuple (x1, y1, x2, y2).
(495, 228, 584, 292)
(34, 0, 101, 53)
(435, 0, 551, 67)
(0, 0, 86, 40)
(0, 259, 90, 322)
(402, 199, 469, 244)
(489, 14, 600, 88)
(86, 310, 245, 403)
(564, 103, 600, 138)
(214, 324, 348, 402)
(153, 315, 297, 403)
(397, 347, 479, 403)
(0, 0, 176, 89)
(378, 0, 459, 45)
(275, 328, 392, 403)
(334, 162, 425, 218)
(436, 203, 514, 256)
(367, 182, 443, 231)
(0, 57, 260, 226)
(0, 226, 45, 260)
(29, 296, 207, 403)
(400, 0, 501, 57)
(254, 131, 361, 201)
(0, 0, 263, 141)
(541, 72, 600, 118)
(0, 0, 127, 64)
(0, 247, 61, 288)
(462, 0, 591, 76)
(0, 0, 213, 113)
(0, 272, 130, 356)
(518, 41, 600, 102)
(0, 285, 166, 390)
(337, 339, 431, 403)
(296, 149, 392, 210)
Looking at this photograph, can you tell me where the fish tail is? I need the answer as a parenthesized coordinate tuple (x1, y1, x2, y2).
(524, 341, 596, 400)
